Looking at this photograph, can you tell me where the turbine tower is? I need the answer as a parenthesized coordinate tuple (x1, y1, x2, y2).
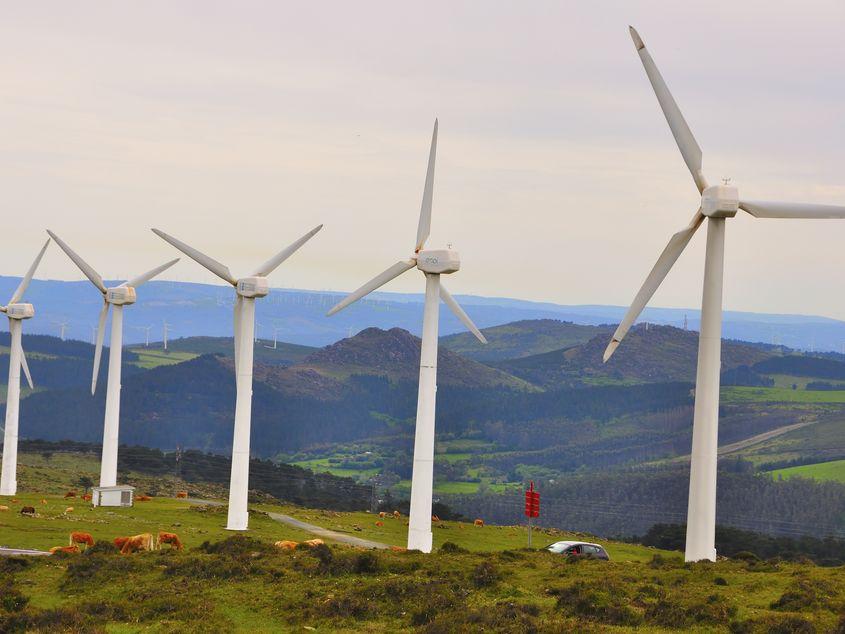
(605, 27, 845, 562)
(327, 120, 487, 553)
(0, 239, 50, 496)
(47, 230, 179, 488)
(152, 223, 322, 530)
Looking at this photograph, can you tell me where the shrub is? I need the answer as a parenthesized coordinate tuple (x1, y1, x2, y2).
(771, 578, 839, 612)
(353, 552, 380, 574)
(0, 581, 28, 613)
(439, 542, 467, 554)
(471, 561, 499, 588)
(554, 581, 642, 626)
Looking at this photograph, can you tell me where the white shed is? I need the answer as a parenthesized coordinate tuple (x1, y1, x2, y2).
(91, 485, 135, 507)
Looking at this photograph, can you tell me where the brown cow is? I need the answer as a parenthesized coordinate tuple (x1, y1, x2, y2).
(69, 532, 95, 550)
(20, 506, 36, 516)
(378, 511, 386, 519)
(0, 505, 8, 512)
(64, 507, 74, 514)
(175, 491, 188, 499)
(274, 540, 298, 551)
(64, 491, 77, 499)
(375, 521, 384, 527)
(119, 533, 154, 554)
(136, 495, 152, 502)
(50, 545, 80, 555)
(393, 510, 401, 519)
(81, 494, 92, 502)
(40, 498, 47, 505)
(113, 536, 130, 550)
(431, 515, 440, 522)
(302, 539, 325, 549)
(156, 531, 183, 550)
(474, 519, 484, 527)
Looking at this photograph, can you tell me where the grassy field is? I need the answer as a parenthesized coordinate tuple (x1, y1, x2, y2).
(721, 386, 845, 404)
(769, 459, 845, 484)
(128, 348, 198, 369)
(1, 455, 844, 631)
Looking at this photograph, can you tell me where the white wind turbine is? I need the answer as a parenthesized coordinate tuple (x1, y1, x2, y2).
(327, 120, 487, 553)
(606, 27, 845, 562)
(152, 224, 322, 530)
(0, 239, 50, 496)
(46, 230, 179, 488)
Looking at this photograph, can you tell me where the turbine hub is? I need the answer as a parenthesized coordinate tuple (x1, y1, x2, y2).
(237, 276, 269, 298)
(701, 184, 739, 218)
(5, 303, 34, 320)
(416, 249, 460, 275)
(106, 286, 137, 306)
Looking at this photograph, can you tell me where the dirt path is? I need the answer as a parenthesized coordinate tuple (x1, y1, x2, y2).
(187, 498, 391, 549)
(0, 547, 51, 557)
(717, 421, 813, 456)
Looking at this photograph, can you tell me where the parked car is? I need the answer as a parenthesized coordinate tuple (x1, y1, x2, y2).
(546, 540, 610, 560)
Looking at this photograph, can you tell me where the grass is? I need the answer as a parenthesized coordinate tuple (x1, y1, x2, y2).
(127, 348, 198, 369)
(721, 386, 845, 404)
(1, 452, 844, 632)
(769, 459, 845, 484)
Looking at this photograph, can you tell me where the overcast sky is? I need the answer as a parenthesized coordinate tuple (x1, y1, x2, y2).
(2, 1, 844, 319)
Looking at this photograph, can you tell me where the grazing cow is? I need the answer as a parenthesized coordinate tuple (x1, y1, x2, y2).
(64, 491, 77, 499)
(65, 507, 74, 514)
(119, 533, 154, 554)
(50, 545, 80, 555)
(274, 540, 298, 551)
(136, 495, 152, 502)
(69, 532, 95, 550)
(82, 494, 92, 502)
(378, 511, 386, 519)
(40, 498, 47, 505)
(20, 506, 36, 516)
(175, 491, 188, 499)
(431, 515, 440, 522)
(0, 505, 8, 512)
(302, 539, 325, 549)
(393, 510, 401, 519)
(375, 521, 384, 527)
(113, 536, 130, 550)
(474, 519, 484, 527)
(156, 531, 183, 550)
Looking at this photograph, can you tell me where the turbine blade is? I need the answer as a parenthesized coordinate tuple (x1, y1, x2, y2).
(415, 119, 438, 252)
(122, 258, 180, 289)
(250, 224, 323, 277)
(629, 26, 707, 193)
(604, 209, 705, 362)
(20, 346, 33, 390)
(440, 284, 487, 344)
(9, 239, 50, 305)
(151, 229, 237, 286)
(233, 295, 242, 375)
(46, 230, 107, 293)
(739, 200, 845, 219)
(92, 302, 109, 395)
(326, 259, 416, 316)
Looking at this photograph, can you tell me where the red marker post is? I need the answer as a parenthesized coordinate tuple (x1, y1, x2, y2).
(524, 481, 540, 548)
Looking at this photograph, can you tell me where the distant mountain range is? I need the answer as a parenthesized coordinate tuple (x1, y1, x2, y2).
(3, 275, 845, 352)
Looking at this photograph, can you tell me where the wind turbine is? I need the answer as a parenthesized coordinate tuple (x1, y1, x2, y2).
(0, 239, 50, 496)
(163, 320, 172, 350)
(264, 325, 283, 349)
(54, 320, 69, 341)
(327, 120, 487, 553)
(605, 27, 845, 562)
(46, 230, 179, 488)
(152, 223, 322, 530)
(134, 325, 153, 347)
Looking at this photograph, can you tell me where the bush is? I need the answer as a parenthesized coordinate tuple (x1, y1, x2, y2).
(353, 552, 380, 574)
(0, 581, 28, 613)
(771, 578, 839, 612)
(471, 561, 499, 588)
(439, 542, 468, 554)
(554, 581, 642, 626)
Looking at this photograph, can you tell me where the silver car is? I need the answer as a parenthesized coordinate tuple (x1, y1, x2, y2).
(546, 540, 610, 560)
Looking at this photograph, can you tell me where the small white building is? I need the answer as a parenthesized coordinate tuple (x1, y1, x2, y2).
(91, 485, 135, 507)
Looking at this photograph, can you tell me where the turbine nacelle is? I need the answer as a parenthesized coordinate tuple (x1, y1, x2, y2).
(701, 185, 739, 218)
(236, 276, 270, 298)
(4, 304, 35, 320)
(415, 249, 460, 275)
(106, 286, 137, 306)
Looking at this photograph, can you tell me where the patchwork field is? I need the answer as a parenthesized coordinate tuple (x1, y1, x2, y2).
(769, 459, 845, 484)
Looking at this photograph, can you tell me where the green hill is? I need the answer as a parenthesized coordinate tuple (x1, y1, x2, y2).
(441, 319, 608, 362)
